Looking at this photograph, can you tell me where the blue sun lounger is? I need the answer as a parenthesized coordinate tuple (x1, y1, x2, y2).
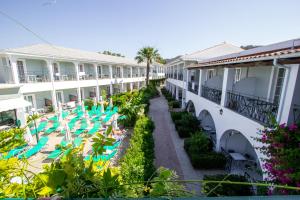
(2, 145, 27, 159)
(18, 137, 49, 159)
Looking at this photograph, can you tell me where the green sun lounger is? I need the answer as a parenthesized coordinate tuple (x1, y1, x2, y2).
(45, 122, 60, 134)
(47, 138, 70, 160)
(18, 137, 49, 159)
(73, 137, 82, 147)
(62, 111, 69, 119)
(2, 145, 27, 159)
(92, 150, 117, 162)
(48, 115, 58, 121)
(104, 141, 121, 151)
(87, 121, 101, 135)
(74, 119, 88, 135)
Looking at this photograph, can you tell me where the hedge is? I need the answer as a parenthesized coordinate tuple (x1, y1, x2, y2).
(168, 100, 181, 109)
(202, 174, 253, 196)
(121, 116, 155, 184)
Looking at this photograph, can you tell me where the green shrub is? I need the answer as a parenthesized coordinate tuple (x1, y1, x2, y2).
(202, 174, 253, 196)
(171, 112, 200, 138)
(190, 152, 227, 169)
(168, 101, 181, 109)
(184, 132, 213, 155)
(84, 98, 94, 110)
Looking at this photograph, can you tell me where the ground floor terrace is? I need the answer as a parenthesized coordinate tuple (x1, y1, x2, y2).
(163, 84, 264, 183)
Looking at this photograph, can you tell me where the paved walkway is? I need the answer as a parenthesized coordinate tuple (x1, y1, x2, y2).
(149, 91, 202, 193)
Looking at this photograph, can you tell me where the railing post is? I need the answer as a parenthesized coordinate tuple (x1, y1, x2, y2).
(221, 68, 235, 106)
(198, 69, 203, 96)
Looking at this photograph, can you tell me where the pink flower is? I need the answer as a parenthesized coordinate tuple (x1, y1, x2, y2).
(289, 124, 298, 131)
(296, 183, 300, 188)
(267, 189, 273, 195)
(279, 123, 286, 129)
(262, 134, 267, 142)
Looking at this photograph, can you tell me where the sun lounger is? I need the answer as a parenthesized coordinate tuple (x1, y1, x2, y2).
(87, 121, 101, 135)
(18, 137, 49, 159)
(73, 137, 82, 147)
(44, 121, 60, 134)
(2, 145, 27, 159)
(74, 119, 88, 135)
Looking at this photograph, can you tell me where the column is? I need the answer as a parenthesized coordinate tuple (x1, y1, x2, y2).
(121, 66, 124, 78)
(220, 68, 235, 107)
(47, 60, 58, 111)
(109, 65, 113, 79)
(94, 64, 100, 101)
(130, 66, 133, 78)
(198, 69, 204, 96)
(137, 67, 140, 77)
(177, 65, 179, 80)
(74, 62, 82, 103)
(175, 86, 179, 100)
(130, 82, 133, 91)
(9, 56, 20, 84)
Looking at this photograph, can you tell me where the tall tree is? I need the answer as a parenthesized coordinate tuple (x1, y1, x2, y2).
(135, 47, 162, 86)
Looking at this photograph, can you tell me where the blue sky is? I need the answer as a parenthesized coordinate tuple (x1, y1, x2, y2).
(0, 0, 300, 59)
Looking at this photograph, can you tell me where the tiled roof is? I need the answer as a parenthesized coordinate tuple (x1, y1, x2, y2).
(182, 42, 243, 61)
(192, 38, 300, 68)
(2, 44, 145, 66)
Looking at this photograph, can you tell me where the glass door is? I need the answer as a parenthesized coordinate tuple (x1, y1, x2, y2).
(17, 61, 25, 83)
(273, 68, 286, 104)
(24, 94, 36, 113)
(56, 91, 64, 105)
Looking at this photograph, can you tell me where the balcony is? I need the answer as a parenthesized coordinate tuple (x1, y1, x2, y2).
(98, 74, 110, 79)
(178, 73, 183, 80)
(19, 71, 50, 83)
(53, 74, 76, 81)
(79, 73, 96, 80)
(201, 85, 222, 104)
(226, 91, 278, 125)
(188, 82, 199, 95)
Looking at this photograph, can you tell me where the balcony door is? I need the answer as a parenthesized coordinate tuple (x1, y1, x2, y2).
(17, 60, 26, 83)
(24, 94, 36, 113)
(56, 91, 64, 105)
(273, 68, 286, 104)
(53, 63, 60, 80)
(97, 66, 102, 78)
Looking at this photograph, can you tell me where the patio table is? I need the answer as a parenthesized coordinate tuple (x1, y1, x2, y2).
(229, 153, 247, 174)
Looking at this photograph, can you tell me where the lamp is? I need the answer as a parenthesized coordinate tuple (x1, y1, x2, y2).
(219, 108, 223, 115)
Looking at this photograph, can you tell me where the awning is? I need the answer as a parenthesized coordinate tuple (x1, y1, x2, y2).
(0, 98, 31, 112)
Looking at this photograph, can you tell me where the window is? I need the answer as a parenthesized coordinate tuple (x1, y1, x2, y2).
(0, 110, 17, 126)
(273, 68, 286, 104)
(207, 69, 215, 80)
(79, 64, 84, 72)
(234, 68, 241, 83)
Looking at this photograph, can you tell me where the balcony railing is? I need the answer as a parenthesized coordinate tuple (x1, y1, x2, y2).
(226, 91, 278, 125)
(293, 104, 300, 124)
(98, 74, 110, 79)
(201, 85, 222, 104)
(19, 71, 50, 83)
(188, 82, 199, 95)
(53, 74, 76, 81)
(79, 74, 96, 80)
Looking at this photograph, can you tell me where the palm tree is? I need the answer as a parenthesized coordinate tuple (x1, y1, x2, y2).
(135, 47, 162, 86)
(27, 113, 40, 142)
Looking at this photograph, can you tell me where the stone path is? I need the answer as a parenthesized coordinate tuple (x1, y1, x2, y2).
(149, 91, 202, 193)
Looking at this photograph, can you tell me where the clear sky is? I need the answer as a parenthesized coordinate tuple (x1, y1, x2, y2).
(0, 0, 300, 59)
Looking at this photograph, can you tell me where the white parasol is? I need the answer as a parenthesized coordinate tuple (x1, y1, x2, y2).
(25, 126, 34, 145)
(65, 122, 72, 143)
(109, 98, 113, 108)
(81, 100, 85, 113)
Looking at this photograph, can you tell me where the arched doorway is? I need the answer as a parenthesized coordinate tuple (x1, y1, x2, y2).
(198, 110, 216, 147)
(186, 100, 196, 116)
(220, 130, 263, 181)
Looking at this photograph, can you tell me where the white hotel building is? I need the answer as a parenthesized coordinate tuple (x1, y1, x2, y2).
(0, 44, 164, 128)
(166, 39, 300, 179)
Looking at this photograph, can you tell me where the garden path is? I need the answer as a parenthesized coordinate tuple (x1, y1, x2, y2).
(149, 90, 202, 194)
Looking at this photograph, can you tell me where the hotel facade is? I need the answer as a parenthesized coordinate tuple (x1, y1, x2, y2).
(0, 44, 164, 128)
(165, 39, 300, 179)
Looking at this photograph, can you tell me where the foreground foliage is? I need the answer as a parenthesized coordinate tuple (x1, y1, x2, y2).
(202, 174, 253, 196)
(257, 121, 300, 195)
(171, 111, 200, 138)
(121, 116, 155, 196)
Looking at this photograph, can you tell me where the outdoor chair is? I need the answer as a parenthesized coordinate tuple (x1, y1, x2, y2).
(18, 136, 49, 159)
